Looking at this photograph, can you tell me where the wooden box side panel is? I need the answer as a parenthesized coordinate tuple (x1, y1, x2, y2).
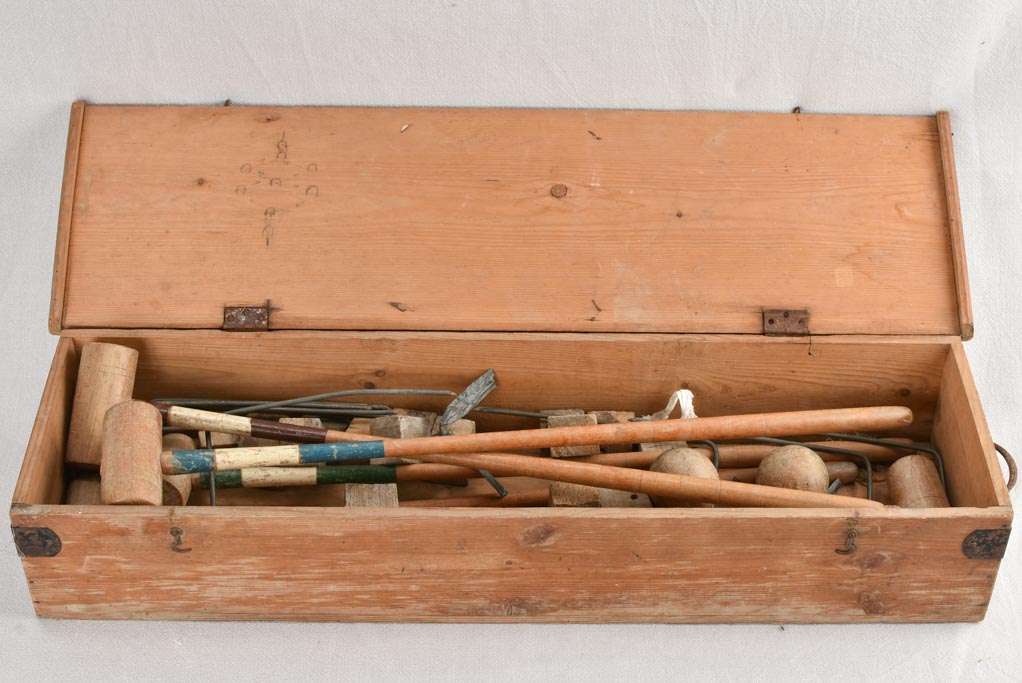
(933, 343, 1011, 508)
(936, 112, 973, 340)
(66, 331, 947, 438)
(12, 338, 77, 505)
(11, 505, 1008, 622)
(48, 101, 86, 334)
(61, 107, 960, 335)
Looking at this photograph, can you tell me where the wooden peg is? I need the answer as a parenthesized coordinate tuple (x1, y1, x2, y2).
(441, 418, 476, 435)
(755, 445, 830, 493)
(596, 489, 653, 507)
(344, 483, 399, 507)
(100, 400, 162, 505)
(371, 414, 433, 464)
(547, 413, 600, 457)
(66, 342, 138, 468)
(346, 417, 373, 436)
(539, 408, 584, 427)
(549, 482, 601, 507)
(888, 455, 949, 508)
(371, 414, 432, 439)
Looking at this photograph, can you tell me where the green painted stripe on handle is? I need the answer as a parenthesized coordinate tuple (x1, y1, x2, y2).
(315, 466, 398, 485)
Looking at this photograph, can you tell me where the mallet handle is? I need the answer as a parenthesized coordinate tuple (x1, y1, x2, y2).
(163, 405, 911, 474)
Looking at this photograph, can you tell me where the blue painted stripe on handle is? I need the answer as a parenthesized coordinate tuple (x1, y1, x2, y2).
(297, 441, 387, 464)
(171, 449, 217, 474)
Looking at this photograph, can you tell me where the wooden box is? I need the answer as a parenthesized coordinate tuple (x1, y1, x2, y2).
(11, 103, 1012, 622)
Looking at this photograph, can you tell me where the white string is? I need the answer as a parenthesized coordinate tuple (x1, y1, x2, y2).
(646, 389, 697, 421)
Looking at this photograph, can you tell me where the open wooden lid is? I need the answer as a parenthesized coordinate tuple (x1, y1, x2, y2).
(51, 103, 971, 337)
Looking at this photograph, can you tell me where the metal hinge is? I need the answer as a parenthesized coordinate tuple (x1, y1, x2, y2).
(762, 309, 810, 336)
(12, 527, 62, 557)
(223, 301, 271, 331)
(962, 528, 1010, 560)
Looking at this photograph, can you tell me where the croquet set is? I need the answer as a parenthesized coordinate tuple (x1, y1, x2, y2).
(11, 103, 1013, 622)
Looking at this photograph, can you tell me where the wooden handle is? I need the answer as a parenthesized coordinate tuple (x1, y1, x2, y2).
(155, 404, 364, 443)
(402, 490, 550, 507)
(384, 406, 913, 458)
(179, 451, 881, 508)
(164, 405, 913, 475)
(399, 450, 883, 508)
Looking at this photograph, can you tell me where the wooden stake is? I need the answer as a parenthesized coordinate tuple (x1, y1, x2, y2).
(67, 342, 138, 468)
(549, 482, 601, 507)
(547, 413, 600, 457)
(344, 483, 399, 507)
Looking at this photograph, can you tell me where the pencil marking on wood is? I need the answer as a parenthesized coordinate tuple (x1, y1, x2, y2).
(588, 130, 602, 140)
(235, 131, 320, 246)
(263, 207, 276, 246)
(588, 299, 603, 321)
(276, 131, 288, 161)
(388, 302, 415, 312)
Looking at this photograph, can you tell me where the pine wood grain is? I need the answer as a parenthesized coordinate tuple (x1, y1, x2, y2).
(932, 343, 1011, 507)
(936, 112, 973, 340)
(11, 504, 1009, 622)
(12, 338, 77, 505)
(67, 331, 947, 439)
(49, 101, 85, 334)
(59, 107, 959, 335)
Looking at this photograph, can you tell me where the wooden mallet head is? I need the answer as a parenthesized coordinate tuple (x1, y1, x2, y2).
(100, 400, 163, 505)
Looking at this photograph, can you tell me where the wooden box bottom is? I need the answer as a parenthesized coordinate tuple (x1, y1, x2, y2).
(11, 331, 1013, 622)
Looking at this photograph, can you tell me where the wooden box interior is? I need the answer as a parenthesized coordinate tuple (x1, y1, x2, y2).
(11, 330, 1013, 622)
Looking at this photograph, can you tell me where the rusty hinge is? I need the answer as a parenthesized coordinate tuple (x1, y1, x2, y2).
(763, 309, 810, 336)
(223, 301, 270, 331)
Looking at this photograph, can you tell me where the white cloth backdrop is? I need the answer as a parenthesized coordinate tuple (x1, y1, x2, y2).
(1, 2, 1019, 680)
